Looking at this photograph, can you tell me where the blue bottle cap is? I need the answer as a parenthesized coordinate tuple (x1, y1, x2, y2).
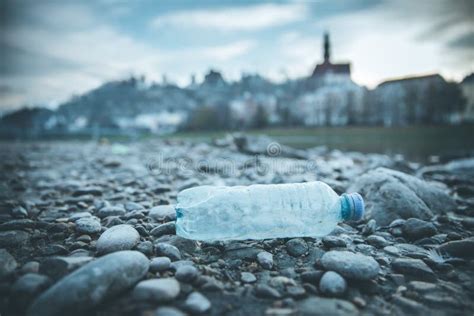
(341, 193, 365, 221)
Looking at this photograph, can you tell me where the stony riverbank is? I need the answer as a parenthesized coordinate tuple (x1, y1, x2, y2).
(1, 136, 473, 315)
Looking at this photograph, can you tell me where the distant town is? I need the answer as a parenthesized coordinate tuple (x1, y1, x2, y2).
(1, 33, 473, 139)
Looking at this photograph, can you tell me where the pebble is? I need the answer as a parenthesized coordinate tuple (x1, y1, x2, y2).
(155, 243, 182, 261)
(96, 224, 140, 255)
(184, 292, 211, 314)
(362, 219, 377, 235)
(175, 265, 199, 283)
(366, 235, 390, 248)
(73, 186, 102, 197)
(69, 212, 93, 222)
(322, 236, 347, 248)
(150, 256, 171, 273)
(299, 297, 358, 316)
(301, 270, 324, 285)
(10, 273, 51, 309)
(28, 251, 149, 316)
(132, 278, 180, 302)
(391, 258, 437, 282)
(383, 246, 400, 256)
(0, 248, 17, 279)
(40, 256, 93, 280)
(402, 218, 437, 241)
(321, 251, 380, 281)
(392, 294, 428, 315)
(149, 205, 176, 222)
(241, 272, 257, 283)
(438, 237, 474, 259)
(319, 271, 347, 297)
(124, 202, 144, 212)
(257, 251, 273, 270)
(97, 206, 126, 218)
(286, 238, 308, 257)
(136, 241, 153, 256)
(75, 217, 102, 234)
(12, 206, 28, 218)
(255, 284, 282, 299)
(150, 222, 176, 237)
(21, 261, 40, 274)
(0, 230, 29, 248)
(76, 235, 92, 243)
(155, 307, 187, 316)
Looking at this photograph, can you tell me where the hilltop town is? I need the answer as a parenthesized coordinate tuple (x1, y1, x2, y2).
(1, 33, 472, 139)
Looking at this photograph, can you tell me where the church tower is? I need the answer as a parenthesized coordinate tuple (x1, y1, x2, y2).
(323, 32, 330, 63)
(311, 32, 350, 79)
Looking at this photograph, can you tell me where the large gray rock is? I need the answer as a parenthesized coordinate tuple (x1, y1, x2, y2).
(321, 251, 380, 281)
(27, 251, 149, 316)
(348, 167, 455, 225)
(96, 224, 140, 255)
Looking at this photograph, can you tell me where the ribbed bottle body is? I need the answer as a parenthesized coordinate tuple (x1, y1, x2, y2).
(175, 181, 342, 241)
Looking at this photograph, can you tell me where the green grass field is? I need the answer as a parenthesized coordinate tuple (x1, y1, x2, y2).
(163, 125, 474, 162)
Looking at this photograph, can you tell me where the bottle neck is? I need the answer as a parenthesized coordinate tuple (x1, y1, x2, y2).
(340, 195, 352, 221)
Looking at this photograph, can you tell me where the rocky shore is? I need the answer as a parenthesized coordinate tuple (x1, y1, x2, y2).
(0, 136, 473, 315)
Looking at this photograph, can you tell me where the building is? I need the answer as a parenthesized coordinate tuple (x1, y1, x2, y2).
(461, 73, 474, 122)
(374, 74, 450, 126)
(292, 32, 364, 126)
(310, 32, 351, 86)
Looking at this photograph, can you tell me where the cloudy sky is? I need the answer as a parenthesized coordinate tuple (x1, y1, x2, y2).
(0, 0, 473, 111)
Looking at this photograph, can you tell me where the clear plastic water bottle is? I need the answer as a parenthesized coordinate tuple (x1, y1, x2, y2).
(175, 181, 364, 241)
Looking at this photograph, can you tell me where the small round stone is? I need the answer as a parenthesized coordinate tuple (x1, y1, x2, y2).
(155, 307, 186, 316)
(21, 261, 40, 274)
(319, 271, 347, 296)
(321, 251, 380, 281)
(133, 278, 180, 303)
(286, 238, 308, 257)
(184, 292, 211, 314)
(150, 257, 171, 273)
(155, 243, 181, 261)
(75, 217, 101, 234)
(175, 265, 199, 283)
(257, 251, 273, 270)
(0, 249, 17, 279)
(96, 224, 140, 255)
(241, 272, 257, 283)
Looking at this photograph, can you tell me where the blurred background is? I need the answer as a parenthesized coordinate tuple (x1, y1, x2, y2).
(0, 0, 473, 161)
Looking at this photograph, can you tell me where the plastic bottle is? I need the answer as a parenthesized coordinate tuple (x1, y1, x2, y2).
(175, 181, 364, 241)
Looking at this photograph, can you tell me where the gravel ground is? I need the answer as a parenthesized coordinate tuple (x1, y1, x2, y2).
(0, 136, 473, 316)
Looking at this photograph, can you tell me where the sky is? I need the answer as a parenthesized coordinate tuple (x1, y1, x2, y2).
(0, 0, 473, 111)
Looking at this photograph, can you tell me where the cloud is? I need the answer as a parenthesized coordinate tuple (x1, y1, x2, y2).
(200, 40, 256, 61)
(150, 3, 307, 31)
(448, 32, 474, 49)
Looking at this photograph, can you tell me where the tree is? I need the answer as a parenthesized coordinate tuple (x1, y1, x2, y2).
(253, 104, 268, 129)
(423, 82, 466, 124)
